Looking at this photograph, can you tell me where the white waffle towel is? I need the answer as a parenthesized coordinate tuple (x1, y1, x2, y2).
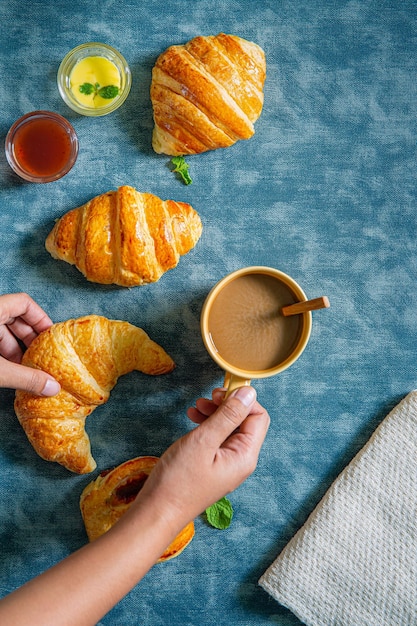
(259, 391, 417, 626)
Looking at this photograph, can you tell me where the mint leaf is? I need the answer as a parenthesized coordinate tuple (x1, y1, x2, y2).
(78, 82, 119, 100)
(205, 497, 233, 529)
(98, 85, 120, 99)
(171, 156, 193, 185)
(79, 82, 95, 95)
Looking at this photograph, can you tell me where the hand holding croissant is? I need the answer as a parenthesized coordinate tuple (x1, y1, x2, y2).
(14, 315, 175, 473)
(0, 293, 61, 396)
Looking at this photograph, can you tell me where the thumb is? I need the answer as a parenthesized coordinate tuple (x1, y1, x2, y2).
(0, 358, 61, 396)
(201, 386, 257, 446)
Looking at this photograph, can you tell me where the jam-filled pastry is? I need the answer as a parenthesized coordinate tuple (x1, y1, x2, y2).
(151, 33, 266, 155)
(45, 185, 203, 287)
(14, 316, 175, 474)
(80, 456, 195, 561)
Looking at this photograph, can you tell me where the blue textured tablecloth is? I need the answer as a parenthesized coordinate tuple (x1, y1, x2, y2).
(0, 1, 416, 624)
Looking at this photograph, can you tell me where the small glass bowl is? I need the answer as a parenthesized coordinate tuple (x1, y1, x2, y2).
(57, 42, 132, 116)
(5, 111, 79, 183)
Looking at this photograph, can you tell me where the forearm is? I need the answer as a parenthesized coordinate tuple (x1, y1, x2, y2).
(0, 386, 269, 625)
(0, 498, 181, 626)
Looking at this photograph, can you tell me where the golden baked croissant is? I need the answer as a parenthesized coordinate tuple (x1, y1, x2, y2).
(80, 456, 195, 561)
(14, 316, 175, 474)
(45, 185, 203, 287)
(151, 33, 266, 155)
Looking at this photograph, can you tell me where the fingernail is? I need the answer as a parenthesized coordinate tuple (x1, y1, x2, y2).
(232, 386, 256, 407)
(42, 378, 61, 397)
(213, 388, 226, 402)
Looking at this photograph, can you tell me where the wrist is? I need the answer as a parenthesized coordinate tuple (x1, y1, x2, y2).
(130, 488, 192, 539)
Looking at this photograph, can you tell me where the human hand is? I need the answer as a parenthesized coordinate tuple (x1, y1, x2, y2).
(136, 386, 270, 530)
(0, 387, 268, 625)
(0, 293, 60, 396)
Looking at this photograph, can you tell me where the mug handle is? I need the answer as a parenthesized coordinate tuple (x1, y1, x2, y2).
(224, 372, 252, 398)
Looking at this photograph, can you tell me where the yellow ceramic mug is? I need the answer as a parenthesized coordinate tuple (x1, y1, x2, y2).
(200, 266, 312, 395)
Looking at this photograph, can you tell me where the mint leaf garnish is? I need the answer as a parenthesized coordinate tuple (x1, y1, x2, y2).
(205, 497, 233, 529)
(171, 156, 193, 185)
(79, 82, 95, 95)
(98, 85, 120, 99)
(78, 82, 119, 100)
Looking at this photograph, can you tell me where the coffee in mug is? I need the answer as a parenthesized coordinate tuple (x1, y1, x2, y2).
(201, 266, 312, 394)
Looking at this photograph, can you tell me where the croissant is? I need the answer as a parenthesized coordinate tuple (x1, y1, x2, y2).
(150, 33, 266, 156)
(14, 315, 175, 474)
(45, 185, 203, 287)
(80, 456, 195, 561)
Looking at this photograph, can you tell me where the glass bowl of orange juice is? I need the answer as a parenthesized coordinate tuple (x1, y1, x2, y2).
(5, 111, 79, 183)
(57, 42, 132, 116)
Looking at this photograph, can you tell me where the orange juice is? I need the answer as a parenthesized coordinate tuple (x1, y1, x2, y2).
(5, 111, 78, 183)
(14, 118, 73, 177)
